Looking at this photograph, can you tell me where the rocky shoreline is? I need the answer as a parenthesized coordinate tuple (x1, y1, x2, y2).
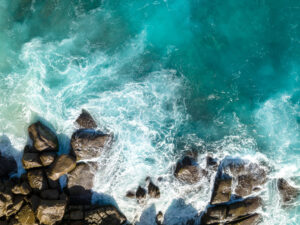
(0, 110, 298, 225)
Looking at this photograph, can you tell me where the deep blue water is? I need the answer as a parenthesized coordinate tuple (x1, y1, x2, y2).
(0, 0, 299, 224)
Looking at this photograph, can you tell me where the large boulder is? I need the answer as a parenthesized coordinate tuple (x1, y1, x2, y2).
(15, 204, 36, 225)
(174, 156, 206, 184)
(210, 172, 232, 205)
(277, 178, 299, 203)
(22, 153, 43, 170)
(28, 122, 58, 152)
(0, 152, 17, 178)
(71, 129, 111, 161)
(67, 162, 97, 204)
(47, 154, 76, 181)
(36, 200, 67, 225)
(27, 169, 48, 191)
(84, 205, 127, 225)
(75, 109, 97, 129)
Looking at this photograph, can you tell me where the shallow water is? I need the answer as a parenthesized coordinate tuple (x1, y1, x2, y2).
(0, 0, 299, 224)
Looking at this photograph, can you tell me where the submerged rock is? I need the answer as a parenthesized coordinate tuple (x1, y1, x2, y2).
(84, 205, 127, 225)
(36, 200, 67, 225)
(71, 129, 111, 161)
(47, 154, 76, 181)
(277, 178, 299, 203)
(28, 122, 58, 152)
(75, 109, 97, 129)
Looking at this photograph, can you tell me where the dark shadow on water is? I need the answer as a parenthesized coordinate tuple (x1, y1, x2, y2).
(136, 204, 157, 225)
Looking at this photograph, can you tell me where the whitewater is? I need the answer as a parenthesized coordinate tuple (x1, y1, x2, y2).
(0, 0, 299, 224)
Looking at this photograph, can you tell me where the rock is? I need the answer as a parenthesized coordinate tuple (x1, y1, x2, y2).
(29, 195, 40, 211)
(65, 205, 84, 220)
(28, 122, 58, 152)
(22, 153, 43, 170)
(0, 152, 17, 178)
(0, 186, 14, 217)
(202, 197, 262, 224)
(71, 129, 111, 161)
(27, 169, 48, 191)
(47, 178, 60, 189)
(40, 189, 59, 200)
(47, 154, 76, 181)
(75, 109, 97, 129)
(174, 156, 204, 184)
(226, 197, 262, 220)
(40, 152, 56, 167)
(6, 195, 24, 217)
(225, 213, 262, 225)
(277, 178, 299, 203)
(15, 204, 36, 225)
(210, 172, 232, 204)
(136, 186, 146, 200)
(67, 162, 97, 204)
(84, 205, 127, 225)
(206, 155, 218, 169)
(156, 211, 164, 225)
(12, 182, 31, 195)
(36, 200, 66, 225)
(148, 181, 160, 198)
(125, 191, 135, 199)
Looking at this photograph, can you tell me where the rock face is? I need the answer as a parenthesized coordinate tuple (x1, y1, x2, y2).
(22, 153, 43, 169)
(47, 154, 76, 181)
(174, 156, 205, 184)
(40, 152, 56, 167)
(15, 204, 36, 225)
(36, 200, 67, 225)
(84, 205, 127, 225)
(75, 109, 97, 129)
(210, 172, 232, 204)
(27, 169, 48, 191)
(148, 180, 160, 199)
(0, 153, 17, 178)
(71, 129, 110, 161)
(202, 196, 262, 224)
(28, 121, 58, 152)
(11, 182, 31, 195)
(225, 213, 262, 225)
(277, 178, 299, 203)
(136, 186, 146, 200)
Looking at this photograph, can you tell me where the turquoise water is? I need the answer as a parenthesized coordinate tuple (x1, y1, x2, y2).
(0, 0, 299, 224)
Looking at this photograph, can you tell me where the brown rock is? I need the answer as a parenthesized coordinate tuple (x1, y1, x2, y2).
(12, 182, 31, 195)
(28, 121, 58, 152)
(27, 169, 48, 191)
(227, 197, 262, 220)
(71, 129, 111, 161)
(47, 154, 76, 181)
(202, 204, 227, 224)
(84, 205, 126, 225)
(75, 109, 97, 129)
(156, 211, 164, 225)
(225, 213, 262, 225)
(210, 173, 232, 204)
(15, 204, 36, 225)
(125, 191, 135, 199)
(136, 186, 146, 200)
(36, 200, 66, 225)
(277, 178, 299, 203)
(40, 152, 56, 167)
(40, 189, 59, 200)
(0, 152, 17, 178)
(148, 181, 160, 198)
(174, 156, 203, 184)
(0, 187, 14, 217)
(6, 195, 24, 217)
(22, 153, 42, 170)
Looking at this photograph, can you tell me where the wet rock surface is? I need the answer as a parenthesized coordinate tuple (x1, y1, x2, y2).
(277, 178, 299, 203)
(75, 109, 97, 129)
(71, 129, 111, 161)
(47, 154, 76, 181)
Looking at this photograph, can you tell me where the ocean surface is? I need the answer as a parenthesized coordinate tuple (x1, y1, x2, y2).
(0, 0, 299, 224)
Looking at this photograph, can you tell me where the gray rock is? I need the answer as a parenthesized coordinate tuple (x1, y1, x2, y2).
(75, 109, 97, 129)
